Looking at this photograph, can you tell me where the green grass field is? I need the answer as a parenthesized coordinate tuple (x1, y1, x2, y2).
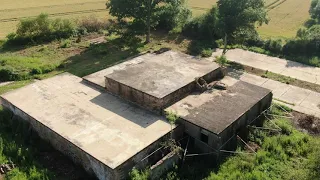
(0, 0, 311, 39)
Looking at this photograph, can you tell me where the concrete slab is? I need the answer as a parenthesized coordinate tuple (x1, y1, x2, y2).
(280, 69, 317, 83)
(226, 70, 320, 118)
(292, 105, 320, 118)
(239, 73, 269, 86)
(0, 73, 172, 169)
(105, 51, 220, 98)
(213, 48, 320, 85)
(261, 79, 291, 99)
(299, 91, 320, 112)
(83, 53, 155, 88)
(279, 86, 312, 105)
(166, 80, 272, 134)
(226, 69, 268, 86)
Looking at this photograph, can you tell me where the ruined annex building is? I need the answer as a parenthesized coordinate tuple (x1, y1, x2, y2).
(0, 51, 272, 179)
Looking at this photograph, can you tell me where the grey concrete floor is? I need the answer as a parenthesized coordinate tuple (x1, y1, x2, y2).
(226, 69, 320, 118)
(212, 48, 320, 85)
(1, 73, 172, 169)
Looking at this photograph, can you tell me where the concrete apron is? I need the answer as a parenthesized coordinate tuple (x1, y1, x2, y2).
(225, 69, 320, 118)
(212, 48, 320, 86)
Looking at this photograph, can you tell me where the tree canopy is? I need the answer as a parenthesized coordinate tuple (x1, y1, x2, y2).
(310, 0, 320, 22)
(217, 0, 268, 53)
(106, 0, 190, 43)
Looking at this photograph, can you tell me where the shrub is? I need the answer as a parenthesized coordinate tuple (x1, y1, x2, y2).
(129, 167, 149, 180)
(216, 55, 228, 66)
(60, 39, 72, 48)
(31, 67, 42, 75)
(0, 55, 58, 81)
(201, 48, 213, 57)
(6, 13, 76, 46)
(187, 40, 215, 55)
(40, 64, 57, 73)
(78, 16, 109, 33)
(0, 67, 16, 81)
(156, 0, 192, 33)
(264, 39, 283, 54)
(309, 56, 320, 67)
(182, 6, 219, 41)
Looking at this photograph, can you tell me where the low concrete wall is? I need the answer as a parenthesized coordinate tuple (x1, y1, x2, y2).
(0, 97, 117, 180)
(182, 120, 220, 152)
(105, 78, 161, 112)
(116, 125, 184, 179)
(150, 152, 179, 180)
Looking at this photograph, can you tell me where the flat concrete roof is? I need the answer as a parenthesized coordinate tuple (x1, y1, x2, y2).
(84, 51, 220, 98)
(0, 73, 172, 169)
(166, 76, 271, 134)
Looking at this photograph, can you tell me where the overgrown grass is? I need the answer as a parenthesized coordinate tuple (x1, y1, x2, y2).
(0, 106, 54, 180)
(206, 105, 320, 180)
(161, 104, 320, 180)
(0, 80, 33, 95)
(0, 55, 59, 81)
(0, 106, 93, 180)
(261, 71, 295, 84)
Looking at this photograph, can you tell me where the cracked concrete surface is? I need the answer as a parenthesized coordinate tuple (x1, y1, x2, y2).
(226, 69, 320, 118)
(212, 48, 320, 85)
(0, 73, 172, 169)
(85, 51, 220, 98)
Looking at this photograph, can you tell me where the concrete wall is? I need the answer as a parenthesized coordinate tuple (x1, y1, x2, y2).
(105, 68, 222, 113)
(0, 97, 117, 180)
(115, 125, 184, 179)
(105, 78, 162, 112)
(182, 120, 220, 152)
(150, 152, 179, 180)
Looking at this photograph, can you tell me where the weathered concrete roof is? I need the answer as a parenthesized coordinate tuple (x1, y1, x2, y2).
(0, 73, 172, 169)
(166, 76, 272, 135)
(84, 51, 220, 98)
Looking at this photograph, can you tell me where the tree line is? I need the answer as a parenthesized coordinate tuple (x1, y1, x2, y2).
(106, 0, 268, 55)
(4, 0, 320, 66)
(106, 0, 319, 66)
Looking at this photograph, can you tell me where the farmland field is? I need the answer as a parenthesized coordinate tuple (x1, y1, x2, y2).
(0, 0, 312, 39)
(259, 0, 312, 38)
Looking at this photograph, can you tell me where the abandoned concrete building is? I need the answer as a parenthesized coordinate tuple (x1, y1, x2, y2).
(0, 50, 272, 180)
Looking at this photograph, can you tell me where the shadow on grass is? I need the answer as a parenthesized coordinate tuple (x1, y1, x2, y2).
(62, 36, 145, 77)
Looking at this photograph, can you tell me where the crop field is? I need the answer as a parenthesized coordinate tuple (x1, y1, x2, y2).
(0, 0, 312, 39)
(259, 0, 311, 38)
